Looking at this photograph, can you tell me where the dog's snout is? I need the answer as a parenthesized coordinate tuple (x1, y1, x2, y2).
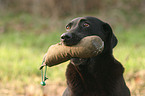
(61, 33, 72, 40)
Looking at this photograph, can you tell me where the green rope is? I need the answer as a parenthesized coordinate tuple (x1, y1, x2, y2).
(40, 58, 48, 86)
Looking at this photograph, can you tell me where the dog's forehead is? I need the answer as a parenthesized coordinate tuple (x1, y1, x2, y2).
(71, 17, 86, 22)
(70, 17, 104, 24)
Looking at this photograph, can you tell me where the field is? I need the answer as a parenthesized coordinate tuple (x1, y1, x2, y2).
(0, 13, 145, 96)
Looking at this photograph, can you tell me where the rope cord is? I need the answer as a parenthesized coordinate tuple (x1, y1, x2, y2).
(40, 58, 48, 86)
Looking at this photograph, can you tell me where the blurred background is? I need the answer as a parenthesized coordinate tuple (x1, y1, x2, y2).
(0, 0, 145, 96)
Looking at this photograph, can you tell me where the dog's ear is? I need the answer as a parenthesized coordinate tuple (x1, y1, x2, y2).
(102, 23, 118, 48)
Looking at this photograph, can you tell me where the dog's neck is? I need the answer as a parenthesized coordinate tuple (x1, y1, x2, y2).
(75, 52, 124, 78)
(67, 52, 125, 95)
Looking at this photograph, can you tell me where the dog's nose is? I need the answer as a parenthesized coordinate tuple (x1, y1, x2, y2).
(61, 33, 72, 41)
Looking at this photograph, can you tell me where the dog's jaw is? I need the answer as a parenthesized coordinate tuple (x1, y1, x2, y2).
(70, 58, 89, 66)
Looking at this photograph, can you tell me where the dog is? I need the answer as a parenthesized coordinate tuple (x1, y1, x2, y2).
(61, 17, 130, 96)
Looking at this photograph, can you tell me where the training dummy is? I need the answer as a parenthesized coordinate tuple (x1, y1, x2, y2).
(40, 36, 104, 69)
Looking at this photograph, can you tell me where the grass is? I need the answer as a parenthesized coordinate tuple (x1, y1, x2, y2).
(0, 26, 145, 83)
(0, 31, 66, 83)
(114, 26, 145, 73)
(0, 13, 145, 95)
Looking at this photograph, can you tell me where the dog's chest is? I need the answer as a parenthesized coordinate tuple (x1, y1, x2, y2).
(66, 64, 108, 96)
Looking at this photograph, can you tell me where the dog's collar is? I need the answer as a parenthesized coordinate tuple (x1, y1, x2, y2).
(71, 61, 87, 90)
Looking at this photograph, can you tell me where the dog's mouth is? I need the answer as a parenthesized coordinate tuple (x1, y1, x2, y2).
(61, 33, 84, 46)
(61, 37, 82, 46)
(61, 34, 104, 66)
(70, 58, 88, 66)
(61, 39, 81, 46)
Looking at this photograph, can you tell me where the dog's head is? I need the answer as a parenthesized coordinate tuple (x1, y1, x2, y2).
(61, 17, 117, 65)
(61, 16, 117, 54)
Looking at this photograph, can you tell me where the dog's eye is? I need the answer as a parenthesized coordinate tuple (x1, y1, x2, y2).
(66, 25, 71, 30)
(83, 23, 89, 27)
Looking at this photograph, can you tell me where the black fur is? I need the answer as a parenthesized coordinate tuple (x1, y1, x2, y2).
(61, 17, 130, 96)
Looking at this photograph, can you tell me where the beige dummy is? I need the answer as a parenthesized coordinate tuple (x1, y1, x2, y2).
(40, 36, 104, 69)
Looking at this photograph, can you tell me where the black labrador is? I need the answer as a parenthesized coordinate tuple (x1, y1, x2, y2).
(61, 16, 130, 96)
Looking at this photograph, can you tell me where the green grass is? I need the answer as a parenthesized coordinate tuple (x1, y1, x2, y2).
(0, 13, 145, 84)
(0, 26, 144, 84)
(114, 26, 145, 74)
(0, 31, 67, 83)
